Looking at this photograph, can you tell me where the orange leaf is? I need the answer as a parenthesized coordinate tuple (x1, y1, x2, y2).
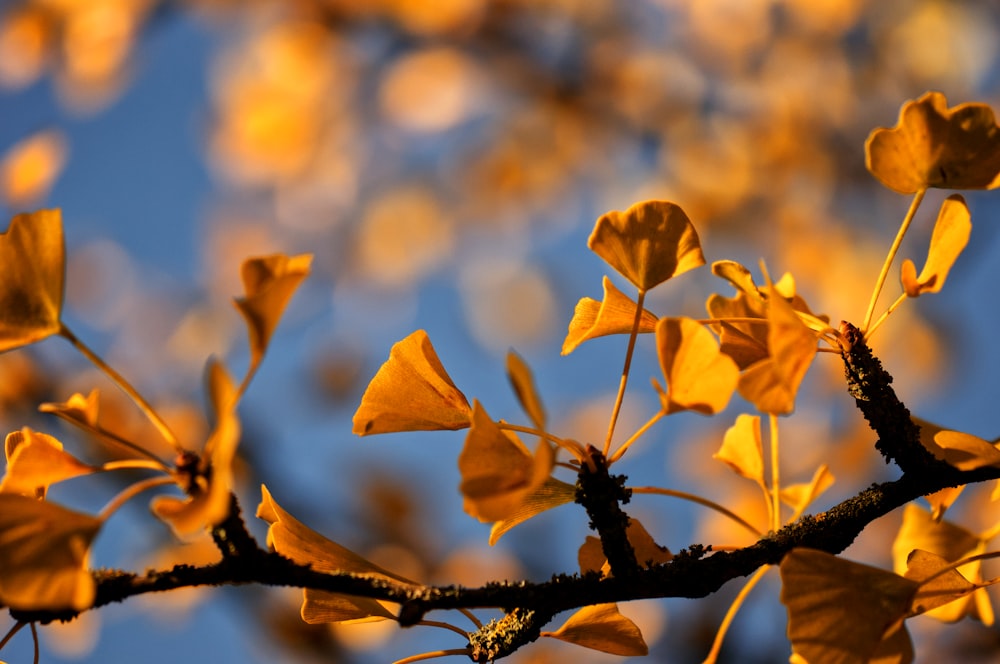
(257, 485, 414, 624)
(925, 429, 1000, 471)
(488, 477, 576, 545)
(780, 548, 917, 664)
(0, 209, 64, 352)
(151, 359, 241, 539)
(655, 316, 739, 415)
(561, 276, 657, 355)
(543, 603, 648, 656)
(737, 288, 817, 415)
(506, 350, 546, 431)
(588, 200, 705, 292)
(38, 389, 100, 430)
(577, 518, 671, 577)
(352, 329, 472, 435)
(233, 253, 312, 384)
(0, 494, 101, 611)
(903, 549, 978, 618)
(714, 414, 764, 488)
(901, 195, 971, 297)
(780, 464, 834, 516)
(458, 401, 553, 522)
(1, 428, 95, 498)
(865, 91, 1000, 194)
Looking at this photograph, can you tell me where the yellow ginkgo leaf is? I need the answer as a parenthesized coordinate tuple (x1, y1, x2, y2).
(780, 464, 834, 517)
(257, 485, 415, 624)
(506, 350, 546, 431)
(588, 200, 705, 292)
(458, 401, 553, 523)
(542, 603, 648, 656)
(0, 129, 67, 207)
(656, 317, 739, 415)
(0, 209, 64, 352)
(925, 429, 1000, 471)
(233, 253, 312, 385)
(0, 494, 101, 611)
(780, 548, 917, 664)
(892, 504, 992, 625)
(0, 428, 96, 498)
(903, 549, 978, 618)
(911, 418, 964, 518)
(353, 329, 472, 435)
(39, 389, 100, 430)
(151, 359, 240, 539)
(901, 195, 971, 297)
(488, 477, 576, 545)
(714, 414, 764, 488)
(711, 260, 762, 298)
(577, 518, 672, 577)
(561, 276, 658, 355)
(737, 288, 817, 415)
(865, 91, 1000, 194)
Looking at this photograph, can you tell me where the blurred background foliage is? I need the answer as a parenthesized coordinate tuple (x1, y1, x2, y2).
(2, 0, 1000, 662)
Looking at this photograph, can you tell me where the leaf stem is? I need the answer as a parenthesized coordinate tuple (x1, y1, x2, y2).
(631, 486, 761, 537)
(769, 414, 781, 533)
(59, 324, 182, 454)
(498, 423, 585, 461)
(864, 293, 908, 342)
(98, 475, 177, 521)
(703, 565, 769, 664)
(603, 289, 647, 457)
(862, 188, 926, 334)
(608, 410, 664, 465)
(393, 649, 470, 664)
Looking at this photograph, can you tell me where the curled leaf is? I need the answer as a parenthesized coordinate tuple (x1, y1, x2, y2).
(1, 428, 96, 498)
(656, 316, 738, 415)
(458, 401, 553, 523)
(0, 494, 101, 611)
(0, 209, 64, 352)
(901, 195, 971, 297)
(233, 253, 312, 385)
(488, 477, 576, 545)
(561, 276, 657, 355)
(588, 200, 705, 291)
(151, 359, 240, 539)
(780, 464, 834, 517)
(506, 350, 546, 431)
(353, 329, 472, 435)
(542, 603, 648, 656)
(865, 91, 1000, 193)
(39, 389, 100, 430)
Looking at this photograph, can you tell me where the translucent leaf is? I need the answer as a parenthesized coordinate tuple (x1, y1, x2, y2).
(711, 260, 761, 298)
(901, 195, 971, 297)
(655, 316, 739, 415)
(458, 401, 553, 523)
(780, 548, 917, 664)
(865, 91, 1000, 194)
(151, 359, 240, 539)
(577, 518, 672, 576)
(233, 253, 312, 383)
(903, 549, 977, 617)
(561, 276, 658, 355)
(780, 464, 834, 516)
(911, 418, 964, 518)
(892, 505, 992, 624)
(0, 209, 64, 352)
(714, 414, 764, 488)
(0, 494, 101, 611)
(737, 288, 817, 415)
(257, 485, 415, 624)
(542, 603, 648, 656)
(924, 429, 1000, 471)
(506, 350, 546, 431)
(1, 428, 96, 497)
(352, 329, 472, 435)
(39, 389, 100, 430)
(488, 477, 575, 545)
(588, 200, 705, 292)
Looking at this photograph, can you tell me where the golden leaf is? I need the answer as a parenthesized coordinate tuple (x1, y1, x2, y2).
(588, 200, 705, 292)
(737, 288, 817, 415)
(488, 477, 576, 545)
(714, 414, 764, 488)
(352, 329, 472, 435)
(0, 209, 64, 352)
(0, 494, 101, 611)
(506, 350, 546, 431)
(561, 276, 658, 355)
(780, 548, 917, 664)
(257, 485, 414, 624)
(901, 195, 971, 297)
(780, 464, 834, 516)
(655, 316, 739, 415)
(233, 253, 312, 384)
(542, 603, 648, 656)
(151, 359, 240, 539)
(925, 429, 1000, 471)
(1, 428, 95, 498)
(458, 401, 553, 523)
(892, 505, 992, 625)
(577, 518, 672, 577)
(38, 389, 100, 430)
(903, 549, 977, 618)
(911, 417, 964, 518)
(865, 91, 1000, 194)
